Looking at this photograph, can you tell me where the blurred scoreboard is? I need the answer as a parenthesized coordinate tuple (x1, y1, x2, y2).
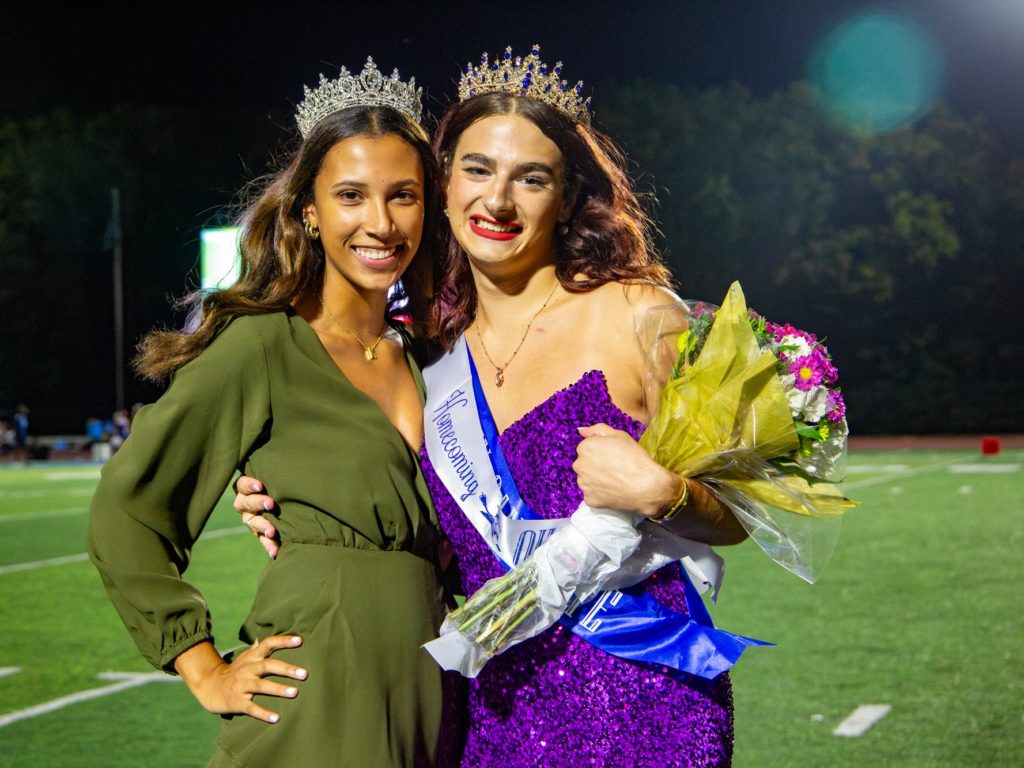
(199, 227, 241, 291)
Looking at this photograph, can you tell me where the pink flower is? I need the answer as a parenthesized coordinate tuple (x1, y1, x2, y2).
(789, 355, 825, 391)
(766, 322, 818, 347)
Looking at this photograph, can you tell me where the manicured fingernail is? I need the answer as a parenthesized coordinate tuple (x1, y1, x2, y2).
(262, 500, 273, 511)
(291, 636, 302, 646)
(253, 482, 262, 491)
(285, 687, 297, 697)
(269, 714, 279, 723)
(295, 668, 308, 679)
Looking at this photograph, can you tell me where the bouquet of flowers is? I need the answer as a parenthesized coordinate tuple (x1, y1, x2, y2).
(423, 282, 858, 678)
(638, 283, 857, 581)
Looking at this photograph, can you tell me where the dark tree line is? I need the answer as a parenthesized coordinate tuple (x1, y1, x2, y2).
(601, 82, 1024, 434)
(0, 105, 281, 433)
(2, 82, 1022, 434)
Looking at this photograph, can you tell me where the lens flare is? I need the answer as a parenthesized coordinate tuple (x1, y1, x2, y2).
(809, 13, 944, 133)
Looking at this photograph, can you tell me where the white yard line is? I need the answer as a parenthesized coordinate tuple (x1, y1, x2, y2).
(842, 454, 971, 491)
(833, 704, 892, 737)
(194, 527, 248, 542)
(0, 672, 178, 729)
(0, 507, 89, 523)
(0, 553, 90, 575)
(0, 487, 95, 500)
(948, 463, 1020, 474)
(0, 526, 247, 576)
(0, 490, 48, 499)
(844, 464, 911, 474)
(44, 471, 101, 481)
(0, 667, 21, 678)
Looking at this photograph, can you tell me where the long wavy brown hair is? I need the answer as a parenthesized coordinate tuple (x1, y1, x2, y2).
(135, 106, 442, 381)
(430, 91, 671, 350)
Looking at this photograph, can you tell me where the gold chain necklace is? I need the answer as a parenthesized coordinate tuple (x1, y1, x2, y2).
(475, 281, 559, 387)
(318, 296, 386, 361)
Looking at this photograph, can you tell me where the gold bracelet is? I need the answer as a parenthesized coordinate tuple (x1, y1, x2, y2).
(653, 476, 689, 524)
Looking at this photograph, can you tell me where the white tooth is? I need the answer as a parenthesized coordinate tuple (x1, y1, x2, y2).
(354, 246, 397, 260)
(475, 220, 516, 233)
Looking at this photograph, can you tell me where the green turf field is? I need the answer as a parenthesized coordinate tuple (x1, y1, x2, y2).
(1, 450, 1021, 767)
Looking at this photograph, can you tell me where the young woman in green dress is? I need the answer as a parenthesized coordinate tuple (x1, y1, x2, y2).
(88, 60, 457, 767)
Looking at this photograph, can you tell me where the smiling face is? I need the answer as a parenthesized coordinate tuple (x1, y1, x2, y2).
(445, 114, 573, 274)
(303, 134, 425, 297)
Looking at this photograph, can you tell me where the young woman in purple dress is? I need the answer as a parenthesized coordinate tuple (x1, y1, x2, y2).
(236, 47, 747, 766)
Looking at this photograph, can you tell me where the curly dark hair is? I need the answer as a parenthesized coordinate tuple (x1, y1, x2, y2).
(430, 91, 671, 349)
(135, 106, 442, 381)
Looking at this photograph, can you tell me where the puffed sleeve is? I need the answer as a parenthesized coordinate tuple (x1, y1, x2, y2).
(88, 317, 272, 671)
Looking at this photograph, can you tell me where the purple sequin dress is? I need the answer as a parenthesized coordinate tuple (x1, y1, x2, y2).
(421, 370, 734, 767)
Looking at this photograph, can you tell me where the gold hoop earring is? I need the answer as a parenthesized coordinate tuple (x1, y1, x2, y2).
(557, 222, 570, 236)
(305, 219, 320, 240)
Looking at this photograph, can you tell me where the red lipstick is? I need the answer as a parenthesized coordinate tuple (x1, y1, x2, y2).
(469, 215, 522, 242)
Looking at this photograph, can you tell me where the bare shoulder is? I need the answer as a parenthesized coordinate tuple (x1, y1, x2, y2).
(580, 282, 682, 328)
(568, 283, 678, 418)
(620, 282, 683, 313)
(580, 281, 674, 309)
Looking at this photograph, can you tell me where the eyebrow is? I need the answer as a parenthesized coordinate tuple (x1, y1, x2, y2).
(458, 152, 495, 169)
(459, 152, 557, 177)
(330, 178, 422, 191)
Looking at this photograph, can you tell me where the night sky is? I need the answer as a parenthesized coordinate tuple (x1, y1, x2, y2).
(4, 1, 1023, 148)
(4, 1, 1024, 432)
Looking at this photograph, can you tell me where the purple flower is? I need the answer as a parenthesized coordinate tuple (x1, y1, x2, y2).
(766, 322, 818, 347)
(812, 347, 839, 385)
(789, 355, 826, 391)
(827, 389, 847, 422)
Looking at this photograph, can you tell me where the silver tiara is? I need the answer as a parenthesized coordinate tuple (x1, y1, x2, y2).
(295, 57, 423, 137)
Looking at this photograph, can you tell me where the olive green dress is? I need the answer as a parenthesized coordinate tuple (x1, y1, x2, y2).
(88, 311, 449, 767)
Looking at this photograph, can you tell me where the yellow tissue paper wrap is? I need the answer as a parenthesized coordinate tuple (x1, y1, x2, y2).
(637, 282, 858, 581)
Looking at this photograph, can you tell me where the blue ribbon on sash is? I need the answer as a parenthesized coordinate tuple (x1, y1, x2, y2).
(466, 351, 769, 680)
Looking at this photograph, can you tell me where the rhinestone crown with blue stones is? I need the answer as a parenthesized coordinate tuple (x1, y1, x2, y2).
(457, 45, 592, 125)
(295, 57, 422, 138)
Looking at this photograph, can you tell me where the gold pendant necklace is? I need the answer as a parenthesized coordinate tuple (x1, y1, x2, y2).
(319, 296, 386, 361)
(475, 281, 559, 387)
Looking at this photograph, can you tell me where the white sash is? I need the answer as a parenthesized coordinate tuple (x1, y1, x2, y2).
(423, 335, 725, 597)
(424, 336, 565, 568)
